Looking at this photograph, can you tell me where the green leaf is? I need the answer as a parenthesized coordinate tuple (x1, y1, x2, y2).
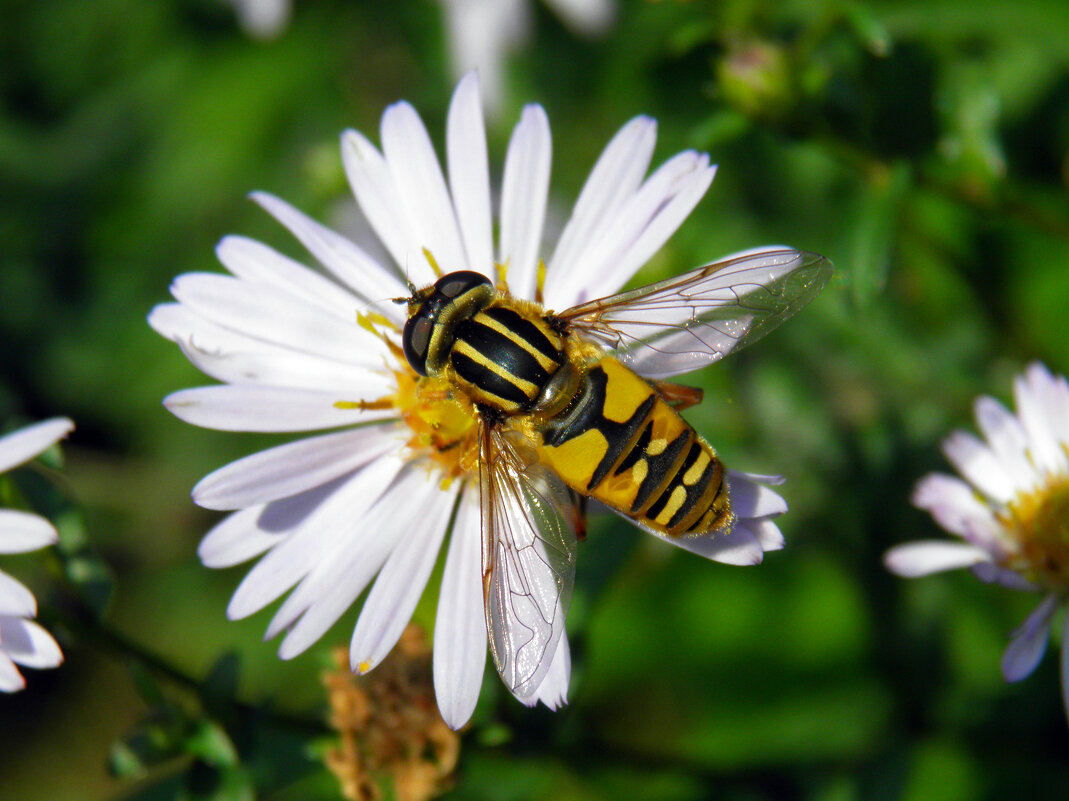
(108, 739, 149, 779)
(64, 551, 115, 616)
(847, 162, 912, 307)
(129, 658, 168, 708)
(184, 763, 255, 801)
(201, 652, 242, 714)
(184, 721, 240, 768)
(845, 2, 893, 57)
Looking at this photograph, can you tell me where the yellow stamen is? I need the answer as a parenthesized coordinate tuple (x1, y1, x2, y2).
(334, 398, 394, 411)
(495, 259, 510, 291)
(999, 475, 1069, 589)
(535, 258, 547, 305)
(390, 369, 481, 480)
(356, 310, 397, 334)
(423, 248, 443, 278)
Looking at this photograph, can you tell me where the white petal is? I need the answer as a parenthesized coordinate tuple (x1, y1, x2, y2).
(546, 116, 657, 293)
(341, 129, 432, 284)
(0, 571, 37, 618)
(1014, 364, 1067, 476)
(434, 493, 487, 730)
(350, 481, 458, 672)
(974, 396, 1038, 494)
(543, 0, 614, 33)
(667, 524, 764, 565)
(381, 101, 466, 272)
(251, 192, 407, 305)
(911, 472, 1004, 551)
(499, 104, 551, 301)
(1002, 594, 1057, 682)
(0, 615, 63, 669)
(574, 156, 716, 302)
(447, 72, 494, 277)
(226, 456, 404, 620)
(272, 466, 431, 657)
(0, 652, 25, 692)
(1043, 366, 1069, 446)
(164, 385, 393, 432)
(199, 506, 285, 568)
(153, 300, 393, 395)
(193, 426, 400, 510)
(728, 469, 785, 486)
(883, 541, 991, 577)
(215, 235, 362, 320)
(969, 562, 1038, 591)
(170, 272, 381, 367)
(0, 510, 58, 553)
(942, 430, 1015, 503)
(727, 471, 788, 519)
(533, 634, 570, 710)
(0, 418, 74, 475)
(231, 0, 291, 40)
(175, 335, 393, 396)
(748, 518, 785, 551)
(151, 302, 272, 355)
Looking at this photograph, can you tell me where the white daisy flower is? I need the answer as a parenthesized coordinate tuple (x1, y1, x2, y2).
(440, 0, 614, 118)
(886, 362, 1069, 720)
(0, 417, 73, 692)
(151, 73, 789, 730)
(226, 0, 292, 41)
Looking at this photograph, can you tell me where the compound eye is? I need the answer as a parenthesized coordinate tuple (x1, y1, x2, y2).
(402, 313, 433, 376)
(435, 270, 492, 300)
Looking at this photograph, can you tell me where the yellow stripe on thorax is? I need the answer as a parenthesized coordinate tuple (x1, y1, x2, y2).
(473, 311, 561, 372)
(451, 340, 540, 396)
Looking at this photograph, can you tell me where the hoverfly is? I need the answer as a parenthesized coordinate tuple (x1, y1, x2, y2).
(400, 248, 831, 700)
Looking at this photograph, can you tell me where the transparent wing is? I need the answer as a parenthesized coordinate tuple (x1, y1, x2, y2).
(560, 248, 832, 379)
(479, 423, 578, 700)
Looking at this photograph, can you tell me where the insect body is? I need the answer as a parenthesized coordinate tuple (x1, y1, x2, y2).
(538, 356, 730, 538)
(400, 250, 831, 699)
(403, 270, 730, 539)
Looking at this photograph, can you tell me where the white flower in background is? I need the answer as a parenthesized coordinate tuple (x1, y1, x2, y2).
(0, 418, 72, 691)
(886, 363, 1069, 720)
(150, 73, 787, 729)
(227, 0, 292, 40)
(440, 0, 614, 118)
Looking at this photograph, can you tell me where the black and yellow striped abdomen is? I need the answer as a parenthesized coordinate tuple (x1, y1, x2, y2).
(450, 304, 565, 413)
(536, 357, 730, 537)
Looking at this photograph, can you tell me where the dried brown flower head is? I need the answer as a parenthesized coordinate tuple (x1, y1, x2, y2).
(323, 625, 461, 801)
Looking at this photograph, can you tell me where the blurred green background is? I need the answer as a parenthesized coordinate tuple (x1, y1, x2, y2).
(3, 0, 1069, 799)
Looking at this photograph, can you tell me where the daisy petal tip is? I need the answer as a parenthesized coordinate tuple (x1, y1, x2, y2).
(225, 596, 255, 623)
(341, 127, 376, 159)
(246, 189, 271, 206)
(521, 103, 549, 126)
(456, 69, 481, 96)
(1, 671, 27, 693)
(276, 637, 308, 662)
(438, 691, 478, 731)
(883, 541, 990, 578)
(356, 659, 373, 675)
(540, 692, 568, 712)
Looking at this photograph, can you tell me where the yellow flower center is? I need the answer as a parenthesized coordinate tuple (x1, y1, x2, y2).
(339, 311, 483, 487)
(999, 475, 1069, 590)
(389, 367, 481, 484)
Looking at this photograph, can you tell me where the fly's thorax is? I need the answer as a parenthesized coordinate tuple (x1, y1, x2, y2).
(535, 356, 731, 538)
(447, 300, 566, 414)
